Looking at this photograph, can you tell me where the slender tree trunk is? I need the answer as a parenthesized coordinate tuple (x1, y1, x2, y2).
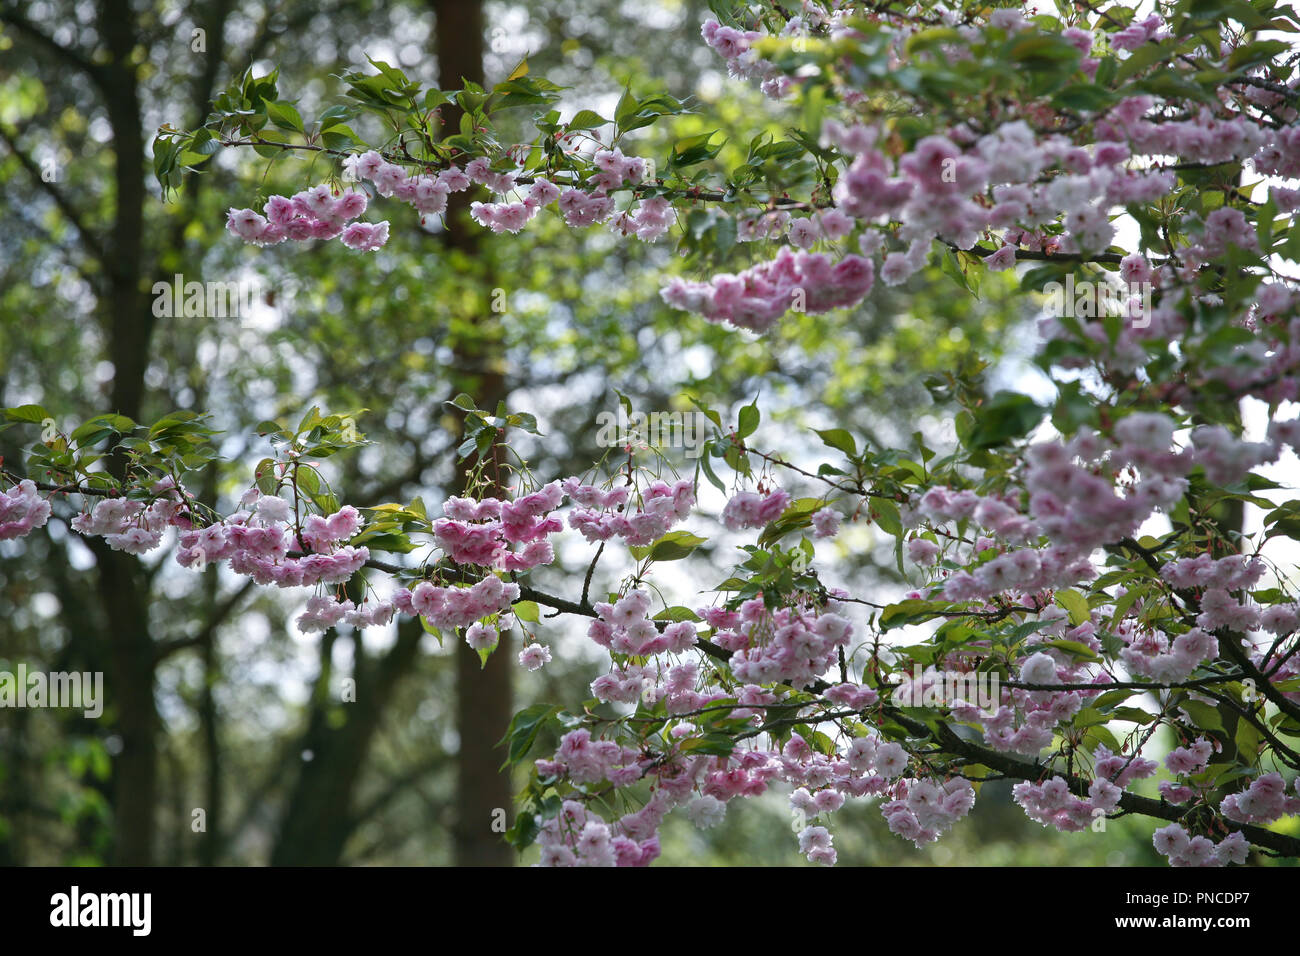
(432, 0, 516, 867)
(91, 538, 158, 865)
(94, 0, 158, 866)
(198, 465, 223, 865)
(0, 707, 30, 865)
(270, 0, 514, 866)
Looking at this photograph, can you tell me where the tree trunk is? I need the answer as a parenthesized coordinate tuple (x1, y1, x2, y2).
(97, 0, 158, 865)
(432, 0, 516, 867)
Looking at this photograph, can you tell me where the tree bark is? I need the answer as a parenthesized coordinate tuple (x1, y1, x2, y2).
(432, 0, 516, 867)
(94, 0, 158, 865)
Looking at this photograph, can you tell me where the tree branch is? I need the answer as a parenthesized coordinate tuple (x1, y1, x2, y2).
(153, 578, 257, 662)
(0, 5, 103, 80)
(0, 121, 107, 264)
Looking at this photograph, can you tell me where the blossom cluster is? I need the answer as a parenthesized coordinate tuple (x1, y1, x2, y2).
(1152, 824, 1251, 867)
(564, 477, 694, 547)
(0, 479, 53, 541)
(68, 479, 187, 554)
(916, 412, 1292, 613)
(191, 498, 370, 589)
(392, 574, 521, 632)
(28, 471, 715, 681)
(1013, 775, 1122, 833)
(587, 589, 698, 660)
(660, 247, 875, 332)
(227, 139, 666, 252)
(535, 798, 662, 867)
(670, 5, 1299, 338)
(227, 184, 386, 250)
(542, 729, 646, 787)
(1165, 736, 1214, 776)
(720, 488, 791, 531)
(433, 481, 564, 572)
(1219, 772, 1300, 826)
(699, 17, 792, 99)
(879, 777, 977, 849)
(955, 652, 1089, 756)
(297, 592, 396, 633)
(709, 594, 854, 691)
(534, 716, 971, 866)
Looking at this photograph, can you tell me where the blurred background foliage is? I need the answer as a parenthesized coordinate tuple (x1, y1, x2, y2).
(0, 0, 1224, 866)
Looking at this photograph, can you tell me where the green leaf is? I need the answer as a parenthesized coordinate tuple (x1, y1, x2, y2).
(1227, 38, 1288, 71)
(880, 599, 951, 631)
(615, 85, 636, 127)
(653, 606, 701, 623)
(737, 400, 760, 439)
(296, 405, 323, 435)
(1042, 639, 1100, 661)
(1094, 55, 1118, 87)
(347, 531, 414, 553)
(266, 100, 304, 132)
(815, 428, 857, 456)
(498, 704, 560, 769)
(295, 464, 322, 497)
(646, 530, 707, 562)
(566, 109, 608, 130)
(419, 617, 443, 644)
(905, 26, 963, 54)
(679, 733, 736, 757)
(317, 104, 353, 129)
(250, 128, 289, 157)
(670, 130, 724, 167)
(78, 415, 133, 438)
(967, 391, 1045, 449)
(147, 410, 208, 433)
(1054, 589, 1092, 626)
(1115, 40, 1170, 81)
(188, 128, 220, 157)
(4, 405, 50, 425)
(1052, 83, 1116, 112)
(1081, 725, 1120, 755)
(801, 83, 824, 142)
(1092, 688, 1136, 710)
(1007, 34, 1082, 70)
(1234, 717, 1260, 759)
(512, 600, 540, 623)
(320, 126, 361, 148)
(757, 497, 824, 548)
(1072, 707, 1110, 728)
(873, 499, 902, 537)
(688, 396, 722, 429)
(1109, 585, 1145, 627)
(1109, 706, 1156, 724)
(699, 453, 726, 494)
(1179, 699, 1223, 733)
